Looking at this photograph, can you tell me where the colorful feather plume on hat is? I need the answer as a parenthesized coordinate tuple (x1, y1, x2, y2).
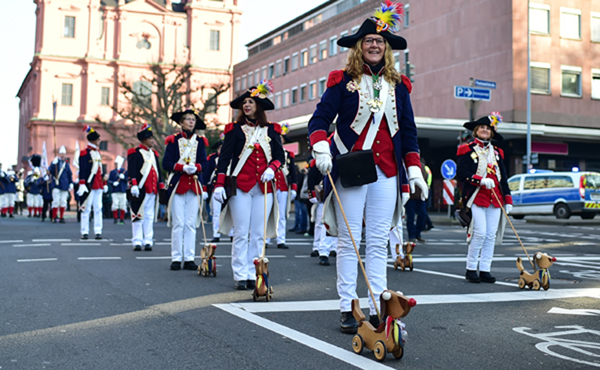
(140, 123, 151, 132)
(219, 132, 225, 140)
(250, 79, 274, 99)
(83, 125, 95, 134)
(281, 122, 290, 135)
(371, 1, 404, 33)
(488, 111, 503, 129)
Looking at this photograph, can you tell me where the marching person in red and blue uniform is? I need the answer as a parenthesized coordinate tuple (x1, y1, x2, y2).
(162, 109, 208, 271)
(271, 123, 297, 249)
(202, 138, 224, 242)
(212, 80, 285, 291)
(77, 126, 108, 240)
(1, 165, 18, 218)
(108, 156, 128, 224)
(48, 145, 74, 223)
(128, 124, 165, 251)
(308, 1, 427, 334)
(24, 167, 43, 217)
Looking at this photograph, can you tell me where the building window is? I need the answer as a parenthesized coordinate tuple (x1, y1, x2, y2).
(300, 49, 308, 68)
(261, 66, 267, 81)
(592, 12, 600, 42)
(136, 37, 151, 50)
(283, 89, 290, 108)
(592, 69, 600, 100)
(64, 16, 75, 38)
(319, 40, 327, 61)
(100, 87, 110, 106)
(530, 62, 551, 94)
(329, 36, 338, 57)
(209, 30, 220, 50)
(291, 87, 298, 105)
(560, 8, 581, 40)
(404, 4, 410, 28)
(339, 31, 349, 52)
(561, 66, 582, 97)
(61, 83, 73, 106)
(268, 63, 274, 79)
(283, 57, 290, 75)
(206, 93, 217, 114)
(254, 69, 260, 85)
(318, 77, 326, 97)
(275, 92, 281, 110)
(246, 73, 251, 89)
(275, 60, 282, 77)
(404, 50, 414, 82)
(309, 45, 317, 64)
(235, 77, 241, 92)
(309, 80, 317, 100)
(530, 3, 550, 35)
(99, 142, 108, 151)
(292, 53, 299, 71)
(300, 84, 307, 103)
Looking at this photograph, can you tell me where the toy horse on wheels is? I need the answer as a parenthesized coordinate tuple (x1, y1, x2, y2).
(198, 243, 217, 277)
(394, 241, 416, 271)
(517, 252, 556, 290)
(351, 290, 416, 362)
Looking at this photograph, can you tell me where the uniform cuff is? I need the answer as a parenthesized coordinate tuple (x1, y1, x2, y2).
(470, 174, 482, 185)
(174, 163, 184, 172)
(504, 195, 513, 205)
(402, 184, 410, 193)
(309, 130, 328, 147)
(202, 185, 207, 192)
(159, 183, 165, 190)
(195, 164, 202, 172)
(269, 160, 281, 172)
(130, 179, 138, 186)
(215, 173, 226, 188)
(291, 183, 297, 192)
(404, 152, 421, 169)
(79, 179, 86, 185)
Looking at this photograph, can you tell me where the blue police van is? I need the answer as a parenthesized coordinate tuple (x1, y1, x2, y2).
(507, 170, 600, 219)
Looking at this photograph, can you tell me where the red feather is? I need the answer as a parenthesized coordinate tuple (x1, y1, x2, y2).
(457, 143, 471, 157)
(401, 75, 412, 94)
(223, 122, 235, 135)
(326, 70, 344, 88)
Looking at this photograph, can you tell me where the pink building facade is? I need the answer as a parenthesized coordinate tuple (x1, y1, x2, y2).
(18, 0, 241, 171)
(233, 0, 600, 176)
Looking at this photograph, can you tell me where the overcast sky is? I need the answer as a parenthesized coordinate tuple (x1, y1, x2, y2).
(0, 0, 327, 167)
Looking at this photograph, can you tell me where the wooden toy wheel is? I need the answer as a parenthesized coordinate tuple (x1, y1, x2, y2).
(212, 269, 217, 277)
(392, 345, 404, 359)
(401, 264, 406, 271)
(394, 262, 398, 270)
(409, 264, 413, 272)
(533, 280, 541, 290)
(542, 281, 550, 290)
(518, 278, 526, 289)
(266, 286, 273, 301)
(352, 334, 364, 355)
(373, 340, 387, 362)
(252, 289, 258, 302)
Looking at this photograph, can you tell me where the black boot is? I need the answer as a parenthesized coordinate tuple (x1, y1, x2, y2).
(465, 269, 481, 283)
(340, 312, 358, 334)
(479, 271, 496, 283)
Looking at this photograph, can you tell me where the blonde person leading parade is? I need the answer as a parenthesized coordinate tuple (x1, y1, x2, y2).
(212, 80, 285, 291)
(307, 2, 427, 334)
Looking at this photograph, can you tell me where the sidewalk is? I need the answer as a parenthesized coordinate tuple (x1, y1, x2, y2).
(426, 211, 600, 227)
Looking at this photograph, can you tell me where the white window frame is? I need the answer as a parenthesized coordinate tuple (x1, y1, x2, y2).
(235, 77, 241, 92)
(63, 15, 76, 38)
(275, 92, 282, 110)
(254, 69, 260, 85)
(292, 52, 299, 71)
(241, 74, 247, 90)
(261, 66, 267, 81)
(404, 4, 410, 28)
(319, 40, 327, 61)
(209, 30, 220, 51)
(275, 59, 282, 78)
(530, 61, 551, 95)
(268, 63, 275, 79)
(282, 89, 290, 108)
(300, 48, 308, 68)
(529, 3, 550, 35)
(299, 83, 307, 103)
(591, 12, 600, 42)
(318, 77, 327, 97)
(309, 44, 317, 65)
(329, 36, 338, 57)
(592, 68, 600, 100)
(339, 31, 349, 52)
(560, 7, 581, 40)
(291, 86, 298, 105)
(393, 52, 401, 73)
(309, 80, 317, 100)
(283, 56, 290, 75)
(560, 65, 582, 98)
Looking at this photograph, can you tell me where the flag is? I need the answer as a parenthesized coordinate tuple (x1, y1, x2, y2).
(41, 142, 49, 176)
(73, 140, 80, 169)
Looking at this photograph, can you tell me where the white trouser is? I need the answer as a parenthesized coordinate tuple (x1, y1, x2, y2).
(314, 202, 337, 256)
(27, 193, 42, 208)
(3, 193, 16, 208)
(276, 190, 288, 244)
(229, 183, 273, 282)
(51, 188, 69, 208)
(334, 166, 397, 315)
(0, 194, 3, 207)
(389, 220, 404, 260)
(211, 194, 222, 238)
(81, 189, 103, 235)
(111, 192, 127, 211)
(132, 193, 156, 247)
(467, 204, 501, 272)
(171, 191, 199, 262)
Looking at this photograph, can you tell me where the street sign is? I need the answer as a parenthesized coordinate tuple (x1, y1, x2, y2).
(522, 153, 539, 164)
(441, 159, 457, 180)
(454, 86, 492, 101)
(443, 179, 456, 205)
(474, 79, 497, 89)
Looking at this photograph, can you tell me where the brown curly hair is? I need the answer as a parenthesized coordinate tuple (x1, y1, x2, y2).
(344, 38, 403, 85)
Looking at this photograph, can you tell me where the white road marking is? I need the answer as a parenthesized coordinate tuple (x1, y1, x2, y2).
(410, 267, 518, 288)
(548, 307, 600, 316)
(13, 244, 52, 247)
(215, 304, 395, 370)
(0, 240, 23, 244)
(77, 257, 122, 260)
(135, 256, 172, 260)
(17, 258, 58, 262)
(32, 239, 71, 242)
(62, 243, 102, 246)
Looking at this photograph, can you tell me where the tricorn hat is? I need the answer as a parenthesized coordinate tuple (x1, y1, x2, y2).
(83, 125, 100, 141)
(30, 154, 42, 168)
(137, 123, 154, 141)
(59, 145, 67, 154)
(338, 1, 407, 50)
(230, 79, 275, 111)
(463, 112, 504, 141)
(170, 108, 206, 130)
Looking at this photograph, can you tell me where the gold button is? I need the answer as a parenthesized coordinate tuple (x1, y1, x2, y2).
(376, 153, 380, 157)
(376, 140, 380, 144)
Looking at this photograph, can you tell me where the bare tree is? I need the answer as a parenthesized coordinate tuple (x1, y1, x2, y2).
(96, 63, 230, 159)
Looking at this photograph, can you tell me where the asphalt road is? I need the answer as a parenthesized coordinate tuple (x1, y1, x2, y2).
(0, 213, 599, 369)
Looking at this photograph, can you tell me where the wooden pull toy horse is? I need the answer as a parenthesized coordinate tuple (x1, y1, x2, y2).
(198, 243, 217, 277)
(393, 241, 416, 271)
(517, 252, 556, 290)
(253, 257, 273, 301)
(351, 290, 417, 362)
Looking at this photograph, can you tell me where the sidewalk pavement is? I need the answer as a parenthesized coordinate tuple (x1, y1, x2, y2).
(426, 211, 600, 227)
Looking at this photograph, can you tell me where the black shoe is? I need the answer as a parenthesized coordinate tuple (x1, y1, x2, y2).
(114, 218, 117, 224)
(465, 270, 481, 283)
(235, 280, 247, 290)
(424, 224, 434, 231)
(288, 228, 298, 232)
(183, 261, 198, 270)
(277, 243, 289, 249)
(246, 280, 256, 289)
(416, 237, 426, 243)
(9, 214, 14, 218)
(340, 312, 358, 334)
(319, 256, 330, 266)
(369, 315, 381, 328)
(329, 250, 337, 257)
(119, 220, 125, 225)
(28, 214, 32, 218)
(95, 234, 102, 240)
(81, 234, 89, 240)
(133, 245, 142, 251)
(59, 218, 65, 224)
(310, 250, 319, 257)
(479, 271, 496, 283)
(41, 218, 45, 222)
(144, 244, 152, 251)
(296, 229, 307, 234)
(210, 237, 220, 243)
(170, 261, 181, 271)
(230, 237, 233, 242)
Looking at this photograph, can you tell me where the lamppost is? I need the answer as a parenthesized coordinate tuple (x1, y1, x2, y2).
(526, 1, 532, 171)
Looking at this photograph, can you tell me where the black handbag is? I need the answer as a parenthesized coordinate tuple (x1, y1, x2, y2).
(336, 150, 377, 188)
(455, 207, 472, 228)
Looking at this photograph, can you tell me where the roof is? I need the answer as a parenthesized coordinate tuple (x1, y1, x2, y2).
(100, 0, 185, 12)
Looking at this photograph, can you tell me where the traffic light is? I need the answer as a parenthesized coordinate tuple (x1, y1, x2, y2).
(405, 62, 416, 82)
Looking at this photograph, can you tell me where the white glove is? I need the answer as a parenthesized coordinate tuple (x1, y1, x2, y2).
(505, 204, 513, 215)
(312, 141, 332, 176)
(481, 178, 496, 189)
(103, 185, 108, 193)
(408, 166, 428, 201)
(113, 181, 119, 187)
(213, 187, 226, 204)
(131, 185, 140, 197)
(77, 184, 89, 197)
(290, 190, 297, 200)
(309, 197, 318, 204)
(402, 192, 410, 207)
(202, 191, 208, 200)
(261, 168, 275, 183)
(183, 164, 197, 175)
(69, 183, 74, 191)
(119, 173, 125, 179)
(44, 175, 50, 181)
(52, 157, 59, 165)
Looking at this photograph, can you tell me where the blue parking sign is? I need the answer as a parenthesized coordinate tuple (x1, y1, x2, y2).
(441, 159, 457, 180)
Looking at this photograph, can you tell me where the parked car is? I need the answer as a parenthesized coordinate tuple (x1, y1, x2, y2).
(507, 170, 600, 219)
